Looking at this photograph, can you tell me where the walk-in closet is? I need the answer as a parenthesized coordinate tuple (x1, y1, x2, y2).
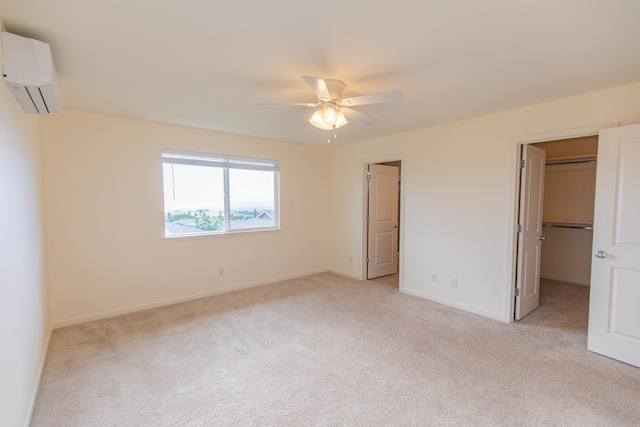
(534, 136, 598, 287)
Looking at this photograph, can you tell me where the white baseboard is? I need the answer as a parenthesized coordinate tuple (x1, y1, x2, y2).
(327, 268, 362, 280)
(541, 274, 590, 286)
(401, 287, 505, 323)
(24, 324, 52, 427)
(52, 268, 330, 329)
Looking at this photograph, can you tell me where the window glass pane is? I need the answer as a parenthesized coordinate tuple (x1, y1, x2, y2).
(163, 163, 225, 235)
(229, 168, 276, 229)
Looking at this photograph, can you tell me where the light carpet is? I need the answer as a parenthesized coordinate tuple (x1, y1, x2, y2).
(32, 273, 640, 426)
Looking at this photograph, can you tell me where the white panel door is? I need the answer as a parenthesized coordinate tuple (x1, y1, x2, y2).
(367, 164, 399, 279)
(515, 145, 546, 320)
(588, 124, 640, 368)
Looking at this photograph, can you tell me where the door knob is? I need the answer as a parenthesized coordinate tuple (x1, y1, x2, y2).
(594, 250, 608, 259)
(538, 236, 546, 241)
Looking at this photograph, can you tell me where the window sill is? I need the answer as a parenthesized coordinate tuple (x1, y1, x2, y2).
(163, 226, 281, 240)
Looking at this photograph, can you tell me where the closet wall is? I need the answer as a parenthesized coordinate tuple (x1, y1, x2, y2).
(536, 136, 597, 286)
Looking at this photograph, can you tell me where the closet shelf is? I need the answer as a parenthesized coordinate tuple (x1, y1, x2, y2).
(545, 155, 597, 165)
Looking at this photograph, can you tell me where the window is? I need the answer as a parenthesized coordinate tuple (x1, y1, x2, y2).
(162, 149, 279, 237)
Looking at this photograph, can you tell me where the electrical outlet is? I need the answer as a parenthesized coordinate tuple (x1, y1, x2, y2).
(218, 268, 224, 276)
(450, 276, 457, 287)
(431, 273, 438, 283)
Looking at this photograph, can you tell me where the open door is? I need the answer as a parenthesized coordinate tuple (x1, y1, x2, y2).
(587, 124, 640, 368)
(515, 144, 546, 320)
(367, 164, 399, 279)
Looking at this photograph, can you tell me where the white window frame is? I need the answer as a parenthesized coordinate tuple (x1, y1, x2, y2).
(162, 149, 280, 237)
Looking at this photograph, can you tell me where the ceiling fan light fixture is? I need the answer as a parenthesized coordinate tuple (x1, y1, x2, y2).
(309, 105, 348, 130)
(323, 105, 337, 125)
(334, 111, 347, 128)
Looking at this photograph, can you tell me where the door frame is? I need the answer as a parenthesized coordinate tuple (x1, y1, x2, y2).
(507, 123, 615, 322)
(362, 155, 405, 290)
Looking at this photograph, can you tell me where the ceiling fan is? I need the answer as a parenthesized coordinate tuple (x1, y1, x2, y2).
(256, 76, 404, 139)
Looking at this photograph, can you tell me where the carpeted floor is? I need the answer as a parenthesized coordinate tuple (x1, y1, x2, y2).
(32, 273, 640, 426)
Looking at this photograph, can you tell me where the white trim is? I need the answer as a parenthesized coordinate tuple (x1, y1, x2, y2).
(512, 123, 618, 145)
(361, 163, 369, 281)
(328, 267, 361, 280)
(270, 171, 281, 230)
(163, 225, 280, 239)
(506, 123, 614, 323)
(402, 288, 505, 322)
(223, 167, 231, 231)
(162, 148, 280, 171)
(24, 325, 52, 427)
(361, 155, 405, 291)
(51, 268, 330, 329)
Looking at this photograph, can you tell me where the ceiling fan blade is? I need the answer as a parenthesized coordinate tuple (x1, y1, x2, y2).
(341, 107, 377, 125)
(301, 76, 331, 101)
(340, 90, 404, 107)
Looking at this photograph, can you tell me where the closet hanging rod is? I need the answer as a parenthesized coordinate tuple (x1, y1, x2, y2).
(542, 223, 593, 230)
(546, 155, 597, 166)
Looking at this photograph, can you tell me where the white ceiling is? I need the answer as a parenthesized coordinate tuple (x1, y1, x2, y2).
(1, 1, 639, 146)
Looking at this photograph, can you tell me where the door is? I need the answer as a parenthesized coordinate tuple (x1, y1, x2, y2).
(587, 124, 640, 368)
(515, 144, 546, 320)
(367, 164, 399, 279)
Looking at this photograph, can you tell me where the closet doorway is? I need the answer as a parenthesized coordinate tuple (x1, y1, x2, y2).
(514, 135, 597, 320)
(534, 136, 597, 286)
(365, 160, 401, 288)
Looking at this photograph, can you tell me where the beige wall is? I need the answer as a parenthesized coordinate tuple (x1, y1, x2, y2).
(330, 83, 640, 321)
(543, 162, 596, 223)
(0, 20, 50, 427)
(540, 226, 593, 286)
(41, 110, 331, 326)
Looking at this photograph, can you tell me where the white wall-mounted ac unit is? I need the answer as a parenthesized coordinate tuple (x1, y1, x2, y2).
(2, 31, 60, 114)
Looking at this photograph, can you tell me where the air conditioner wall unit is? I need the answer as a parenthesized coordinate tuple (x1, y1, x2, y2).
(2, 31, 60, 114)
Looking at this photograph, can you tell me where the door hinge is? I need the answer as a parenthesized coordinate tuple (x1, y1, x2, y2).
(517, 224, 523, 233)
(515, 288, 520, 297)
(367, 171, 371, 182)
(366, 215, 370, 223)
(366, 257, 370, 264)
(520, 159, 526, 169)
